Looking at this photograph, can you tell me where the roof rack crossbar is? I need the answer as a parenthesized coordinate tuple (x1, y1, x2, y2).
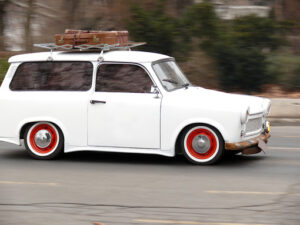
(33, 42, 146, 51)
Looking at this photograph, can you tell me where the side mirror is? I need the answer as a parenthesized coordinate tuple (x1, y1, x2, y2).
(151, 85, 160, 99)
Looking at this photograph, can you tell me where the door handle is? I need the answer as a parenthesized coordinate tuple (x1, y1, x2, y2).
(90, 100, 106, 104)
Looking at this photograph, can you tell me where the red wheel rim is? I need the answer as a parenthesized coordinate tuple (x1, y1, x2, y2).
(29, 124, 58, 154)
(186, 128, 217, 160)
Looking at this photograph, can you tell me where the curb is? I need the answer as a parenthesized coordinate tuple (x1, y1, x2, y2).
(269, 98, 300, 119)
(268, 118, 300, 126)
(268, 98, 300, 126)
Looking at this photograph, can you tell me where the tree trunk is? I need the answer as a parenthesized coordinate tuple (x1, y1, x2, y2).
(175, 0, 194, 14)
(24, 0, 34, 52)
(65, 0, 80, 28)
(0, 0, 9, 51)
(276, 0, 285, 20)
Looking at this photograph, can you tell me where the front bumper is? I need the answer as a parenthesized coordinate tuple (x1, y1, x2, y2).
(225, 132, 271, 151)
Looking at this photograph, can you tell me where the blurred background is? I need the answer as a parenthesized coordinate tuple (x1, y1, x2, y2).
(0, 0, 300, 96)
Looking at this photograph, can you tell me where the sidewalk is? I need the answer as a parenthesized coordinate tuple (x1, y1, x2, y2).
(269, 98, 300, 126)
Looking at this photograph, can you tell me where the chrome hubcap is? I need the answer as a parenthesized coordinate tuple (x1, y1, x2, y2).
(192, 135, 211, 154)
(34, 129, 52, 148)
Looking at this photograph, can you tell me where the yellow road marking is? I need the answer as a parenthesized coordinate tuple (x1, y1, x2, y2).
(269, 146, 300, 151)
(264, 159, 300, 166)
(206, 190, 300, 196)
(135, 219, 268, 225)
(281, 136, 300, 138)
(0, 180, 57, 186)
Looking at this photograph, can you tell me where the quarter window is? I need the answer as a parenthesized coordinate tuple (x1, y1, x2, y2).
(10, 62, 93, 91)
(96, 64, 153, 93)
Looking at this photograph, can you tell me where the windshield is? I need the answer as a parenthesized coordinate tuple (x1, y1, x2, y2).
(153, 60, 190, 91)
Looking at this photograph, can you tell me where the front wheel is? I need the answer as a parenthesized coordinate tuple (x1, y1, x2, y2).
(24, 122, 64, 159)
(180, 125, 224, 165)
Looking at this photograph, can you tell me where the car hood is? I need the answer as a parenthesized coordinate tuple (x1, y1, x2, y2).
(171, 86, 270, 115)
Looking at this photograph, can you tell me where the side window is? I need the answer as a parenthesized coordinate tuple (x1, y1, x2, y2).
(96, 64, 154, 93)
(10, 62, 93, 91)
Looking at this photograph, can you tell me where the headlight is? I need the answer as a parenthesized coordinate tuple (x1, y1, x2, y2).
(241, 107, 250, 124)
(264, 121, 271, 133)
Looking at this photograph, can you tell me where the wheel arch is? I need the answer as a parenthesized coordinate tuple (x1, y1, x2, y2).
(174, 120, 227, 155)
(18, 118, 66, 141)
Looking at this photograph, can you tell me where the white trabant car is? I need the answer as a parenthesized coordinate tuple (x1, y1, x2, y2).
(0, 50, 271, 164)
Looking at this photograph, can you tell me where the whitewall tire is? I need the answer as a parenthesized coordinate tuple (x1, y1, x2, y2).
(181, 125, 224, 165)
(24, 122, 64, 159)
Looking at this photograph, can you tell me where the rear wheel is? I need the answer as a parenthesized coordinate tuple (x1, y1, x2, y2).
(180, 125, 224, 165)
(24, 122, 64, 159)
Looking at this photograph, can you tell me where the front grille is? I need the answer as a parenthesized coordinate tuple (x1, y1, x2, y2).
(246, 117, 263, 133)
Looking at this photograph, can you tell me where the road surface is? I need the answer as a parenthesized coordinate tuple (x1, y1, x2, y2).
(0, 126, 299, 225)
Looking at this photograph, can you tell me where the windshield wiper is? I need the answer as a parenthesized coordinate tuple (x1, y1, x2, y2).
(162, 79, 178, 85)
(182, 83, 190, 89)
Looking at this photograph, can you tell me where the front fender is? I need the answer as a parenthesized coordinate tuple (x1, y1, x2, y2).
(169, 118, 230, 152)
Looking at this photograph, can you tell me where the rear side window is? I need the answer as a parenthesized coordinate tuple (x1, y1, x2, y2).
(10, 62, 93, 91)
(96, 64, 153, 93)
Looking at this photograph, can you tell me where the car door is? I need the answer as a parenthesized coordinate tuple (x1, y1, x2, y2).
(88, 63, 161, 149)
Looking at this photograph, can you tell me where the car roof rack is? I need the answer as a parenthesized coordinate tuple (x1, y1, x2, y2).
(33, 42, 146, 51)
(33, 42, 146, 61)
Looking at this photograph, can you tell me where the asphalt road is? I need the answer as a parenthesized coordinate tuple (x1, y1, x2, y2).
(0, 126, 299, 225)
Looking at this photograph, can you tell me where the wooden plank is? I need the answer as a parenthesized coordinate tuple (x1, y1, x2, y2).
(54, 30, 128, 46)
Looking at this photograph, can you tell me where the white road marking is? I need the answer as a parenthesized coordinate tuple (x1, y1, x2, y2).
(206, 190, 300, 196)
(0, 180, 57, 186)
(135, 219, 269, 225)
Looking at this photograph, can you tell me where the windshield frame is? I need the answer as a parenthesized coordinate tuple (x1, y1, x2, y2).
(152, 58, 191, 92)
